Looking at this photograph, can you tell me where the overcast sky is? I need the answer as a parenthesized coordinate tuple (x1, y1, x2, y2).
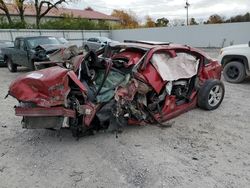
(68, 0, 250, 21)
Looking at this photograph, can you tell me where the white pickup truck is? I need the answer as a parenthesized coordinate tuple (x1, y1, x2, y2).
(219, 43, 250, 83)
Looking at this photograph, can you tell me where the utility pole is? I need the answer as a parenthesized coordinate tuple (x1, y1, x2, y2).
(185, 0, 190, 25)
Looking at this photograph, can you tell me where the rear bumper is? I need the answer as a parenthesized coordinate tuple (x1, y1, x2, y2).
(15, 107, 75, 129)
(15, 107, 76, 118)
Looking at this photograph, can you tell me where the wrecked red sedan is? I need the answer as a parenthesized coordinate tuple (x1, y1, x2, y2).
(8, 41, 225, 137)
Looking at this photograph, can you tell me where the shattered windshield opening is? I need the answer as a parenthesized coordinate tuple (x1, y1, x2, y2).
(27, 37, 61, 49)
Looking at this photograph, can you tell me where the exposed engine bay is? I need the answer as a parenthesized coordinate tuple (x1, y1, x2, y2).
(57, 48, 199, 135)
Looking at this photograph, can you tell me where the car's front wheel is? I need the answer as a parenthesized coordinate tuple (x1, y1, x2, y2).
(223, 61, 246, 83)
(31, 60, 39, 71)
(84, 45, 90, 52)
(6, 58, 17, 72)
(198, 79, 225, 110)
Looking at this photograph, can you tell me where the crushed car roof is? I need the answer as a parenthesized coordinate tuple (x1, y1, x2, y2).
(108, 40, 212, 59)
(109, 40, 193, 50)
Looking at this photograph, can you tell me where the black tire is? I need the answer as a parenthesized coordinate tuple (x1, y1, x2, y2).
(31, 61, 37, 71)
(0, 60, 7, 67)
(223, 61, 246, 83)
(198, 79, 225, 110)
(6, 57, 17, 72)
(84, 45, 89, 52)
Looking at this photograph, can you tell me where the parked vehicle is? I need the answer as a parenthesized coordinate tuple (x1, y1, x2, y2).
(56, 37, 69, 45)
(8, 41, 224, 138)
(219, 43, 250, 83)
(0, 41, 14, 66)
(83, 37, 116, 51)
(1, 36, 66, 72)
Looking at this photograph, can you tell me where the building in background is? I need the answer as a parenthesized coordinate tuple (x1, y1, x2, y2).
(0, 5, 120, 25)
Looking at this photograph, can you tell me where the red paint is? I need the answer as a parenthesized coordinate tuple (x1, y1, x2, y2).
(72, 55, 85, 72)
(9, 66, 87, 107)
(9, 42, 223, 131)
(142, 48, 176, 70)
(157, 98, 197, 122)
(67, 70, 87, 94)
(80, 103, 98, 127)
(139, 63, 164, 94)
(15, 106, 76, 118)
(112, 50, 143, 67)
(201, 60, 222, 80)
(115, 79, 139, 101)
(9, 66, 71, 107)
(154, 93, 198, 122)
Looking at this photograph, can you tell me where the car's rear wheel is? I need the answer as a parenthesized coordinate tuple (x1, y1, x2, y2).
(223, 61, 246, 83)
(0, 59, 7, 67)
(84, 45, 89, 52)
(31, 61, 38, 71)
(6, 58, 17, 72)
(198, 79, 225, 110)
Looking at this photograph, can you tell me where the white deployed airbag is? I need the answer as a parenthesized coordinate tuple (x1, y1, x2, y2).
(151, 52, 199, 81)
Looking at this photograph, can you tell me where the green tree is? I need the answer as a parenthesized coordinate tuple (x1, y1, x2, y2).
(40, 15, 109, 30)
(226, 12, 250, 23)
(155, 17, 169, 27)
(190, 17, 198, 25)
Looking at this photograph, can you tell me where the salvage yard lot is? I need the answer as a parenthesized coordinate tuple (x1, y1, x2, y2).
(0, 49, 250, 188)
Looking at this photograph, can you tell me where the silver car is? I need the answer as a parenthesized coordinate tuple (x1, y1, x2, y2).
(83, 37, 113, 51)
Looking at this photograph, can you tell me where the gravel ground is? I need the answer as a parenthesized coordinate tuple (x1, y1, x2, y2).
(0, 49, 250, 188)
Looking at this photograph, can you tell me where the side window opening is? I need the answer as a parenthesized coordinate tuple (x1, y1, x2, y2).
(14, 39, 20, 49)
(19, 40, 26, 50)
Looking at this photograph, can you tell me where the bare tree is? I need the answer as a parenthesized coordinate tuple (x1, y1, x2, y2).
(0, 0, 28, 24)
(0, 0, 13, 24)
(34, 0, 69, 28)
(144, 15, 155, 28)
(14, 0, 26, 23)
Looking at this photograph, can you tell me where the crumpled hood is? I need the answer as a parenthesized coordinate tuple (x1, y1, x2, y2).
(9, 66, 86, 107)
(35, 44, 67, 52)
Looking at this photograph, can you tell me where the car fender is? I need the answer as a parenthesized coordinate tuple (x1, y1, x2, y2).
(8, 66, 87, 107)
(219, 46, 250, 71)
